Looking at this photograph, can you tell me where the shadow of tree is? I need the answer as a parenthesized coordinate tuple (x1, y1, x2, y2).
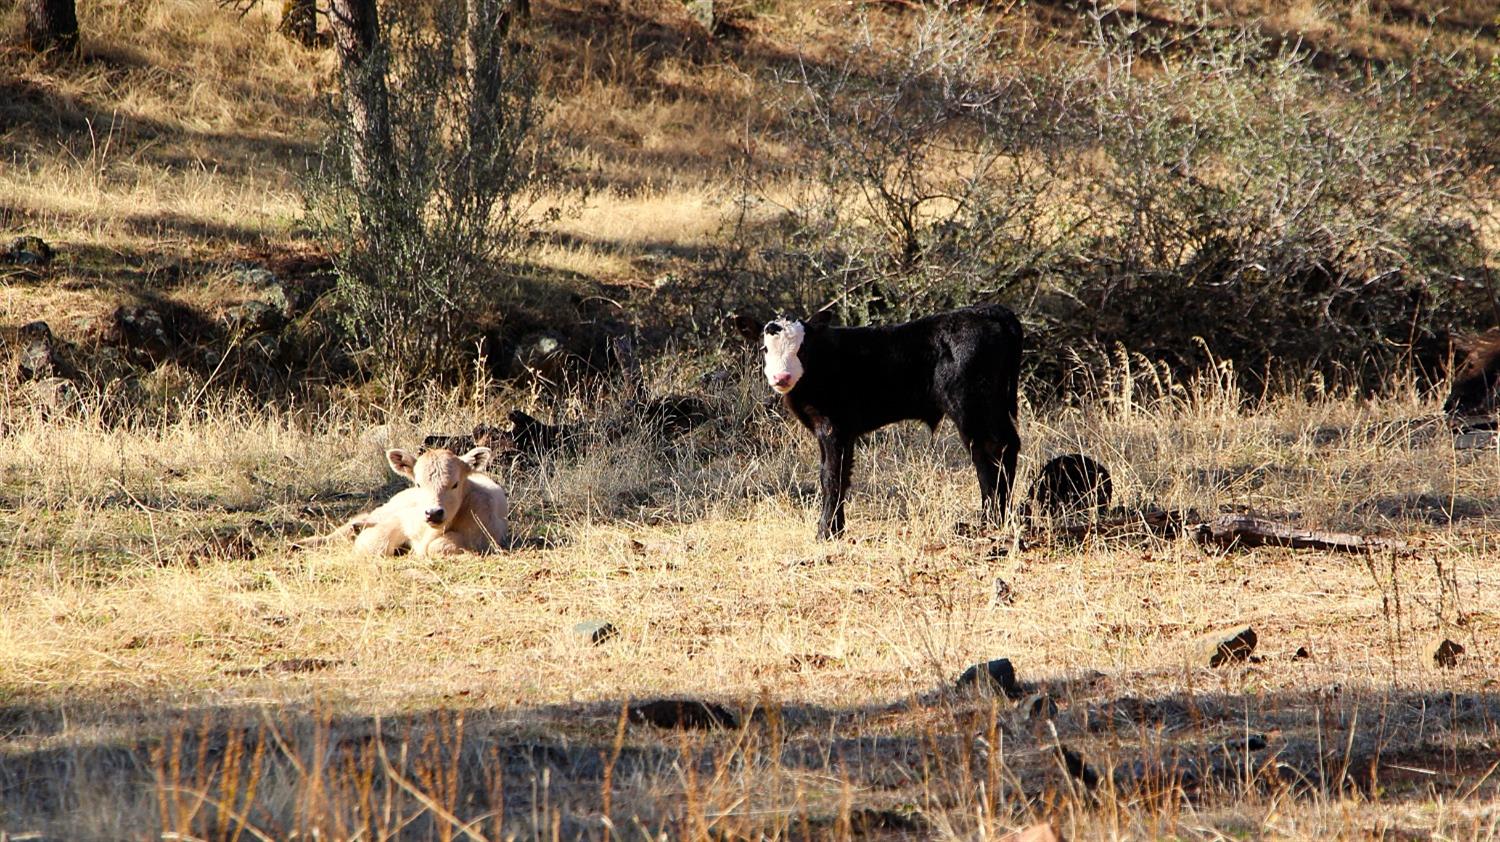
(1, 671, 1495, 839)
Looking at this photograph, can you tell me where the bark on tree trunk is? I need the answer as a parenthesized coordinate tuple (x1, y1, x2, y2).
(25, 0, 79, 54)
(327, 0, 389, 192)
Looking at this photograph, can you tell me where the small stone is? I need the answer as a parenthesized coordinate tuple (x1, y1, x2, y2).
(993, 578, 1015, 606)
(4, 235, 54, 266)
(1196, 625, 1257, 668)
(222, 299, 285, 334)
(956, 658, 1025, 700)
(1425, 637, 1464, 669)
(1219, 733, 1268, 753)
(1292, 645, 1311, 660)
(16, 320, 58, 381)
(628, 699, 736, 730)
(572, 620, 618, 646)
(686, 0, 713, 31)
(24, 376, 79, 416)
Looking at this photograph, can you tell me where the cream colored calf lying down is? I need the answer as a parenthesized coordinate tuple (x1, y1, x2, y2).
(298, 447, 509, 557)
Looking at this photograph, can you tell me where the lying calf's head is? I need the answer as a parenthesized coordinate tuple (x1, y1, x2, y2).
(729, 310, 835, 394)
(386, 447, 493, 529)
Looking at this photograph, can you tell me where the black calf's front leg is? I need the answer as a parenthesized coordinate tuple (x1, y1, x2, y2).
(816, 428, 855, 540)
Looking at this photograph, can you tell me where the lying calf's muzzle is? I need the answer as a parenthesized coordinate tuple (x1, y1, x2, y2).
(424, 507, 446, 525)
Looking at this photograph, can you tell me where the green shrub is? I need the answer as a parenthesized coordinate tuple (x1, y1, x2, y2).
(307, 0, 551, 383)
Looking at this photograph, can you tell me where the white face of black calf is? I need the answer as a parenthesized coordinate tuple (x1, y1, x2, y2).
(762, 318, 806, 394)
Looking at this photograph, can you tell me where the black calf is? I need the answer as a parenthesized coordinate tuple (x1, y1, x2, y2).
(732, 304, 1023, 539)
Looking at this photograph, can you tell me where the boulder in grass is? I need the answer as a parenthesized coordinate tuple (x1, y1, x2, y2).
(16, 321, 59, 381)
(956, 658, 1025, 700)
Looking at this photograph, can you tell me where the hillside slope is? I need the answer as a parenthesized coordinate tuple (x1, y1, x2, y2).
(1, 0, 1496, 401)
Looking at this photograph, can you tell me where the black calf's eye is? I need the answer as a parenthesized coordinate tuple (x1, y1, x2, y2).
(764, 322, 782, 336)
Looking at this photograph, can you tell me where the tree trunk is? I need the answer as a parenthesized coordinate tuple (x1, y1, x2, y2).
(278, 0, 318, 48)
(327, 0, 389, 192)
(465, 0, 504, 105)
(24, 0, 79, 54)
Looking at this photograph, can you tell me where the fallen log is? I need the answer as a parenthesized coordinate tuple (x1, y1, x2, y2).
(1194, 513, 1407, 554)
(1044, 509, 1405, 555)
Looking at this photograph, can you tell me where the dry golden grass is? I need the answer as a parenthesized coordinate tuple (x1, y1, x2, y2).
(2, 1, 1500, 838)
(1, 357, 1498, 838)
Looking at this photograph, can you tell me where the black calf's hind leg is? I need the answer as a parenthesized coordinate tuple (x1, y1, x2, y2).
(817, 430, 855, 540)
(970, 431, 1020, 527)
(994, 428, 1020, 523)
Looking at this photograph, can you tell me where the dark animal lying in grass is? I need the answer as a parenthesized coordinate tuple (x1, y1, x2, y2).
(1025, 453, 1112, 520)
(421, 395, 713, 461)
(1445, 329, 1500, 427)
(731, 304, 1023, 539)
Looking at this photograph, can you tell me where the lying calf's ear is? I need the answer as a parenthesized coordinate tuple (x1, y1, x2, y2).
(726, 314, 765, 344)
(387, 449, 418, 478)
(460, 446, 494, 472)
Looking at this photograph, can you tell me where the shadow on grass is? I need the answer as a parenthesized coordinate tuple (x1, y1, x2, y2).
(0, 671, 1496, 840)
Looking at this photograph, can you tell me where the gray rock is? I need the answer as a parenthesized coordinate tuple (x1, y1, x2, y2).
(1424, 636, 1464, 668)
(686, 0, 713, 30)
(25, 377, 79, 416)
(993, 578, 1015, 606)
(1196, 625, 1257, 668)
(16, 320, 58, 381)
(230, 264, 278, 289)
(956, 658, 1025, 699)
(223, 299, 286, 334)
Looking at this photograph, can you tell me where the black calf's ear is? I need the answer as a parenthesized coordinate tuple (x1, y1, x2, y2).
(726, 314, 765, 343)
(804, 309, 836, 328)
